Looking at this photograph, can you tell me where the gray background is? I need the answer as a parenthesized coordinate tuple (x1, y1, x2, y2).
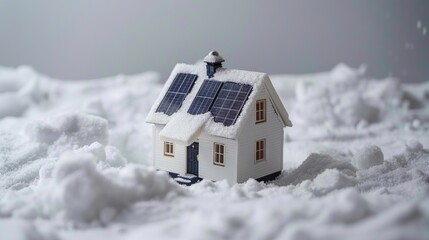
(0, 0, 428, 82)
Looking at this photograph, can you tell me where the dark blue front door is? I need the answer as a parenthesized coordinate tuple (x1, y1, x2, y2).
(187, 142, 199, 176)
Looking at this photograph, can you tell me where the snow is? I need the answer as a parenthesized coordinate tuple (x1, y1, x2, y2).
(51, 152, 184, 223)
(353, 144, 384, 170)
(0, 218, 58, 240)
(159, 112, 211, 145)
(277, 153, 356, 186)
(0, 64, 428, 240)
(293, 64, 379, 126)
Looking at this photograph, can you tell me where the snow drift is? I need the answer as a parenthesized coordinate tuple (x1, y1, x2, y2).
(0, 64, 428, 240)
(52, 153, 185, 223)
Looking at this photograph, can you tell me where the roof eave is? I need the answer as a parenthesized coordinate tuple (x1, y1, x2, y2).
(263, 78, 293, 128)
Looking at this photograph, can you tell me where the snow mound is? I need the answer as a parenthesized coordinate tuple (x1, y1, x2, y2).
(52, 153, 185, 223)
(357, 141, 429, 197)
(311, 169, 357, 195)
(293, 64, 379, 127)
(0, 66, 40, 119)
(0, 112, 122, 190)
(278, 153, 356, 186)
(0, 93, 30, 119)
(26, 112, 108, 146)
(290, 64, 422, 129)
(0, 218, 58, 240)
(0, 152, 185, 224)
(353, 145, 384, 170)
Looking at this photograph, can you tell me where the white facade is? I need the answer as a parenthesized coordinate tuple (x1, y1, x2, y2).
(236, 84, 284, 183)
(151, 83, 287, 184)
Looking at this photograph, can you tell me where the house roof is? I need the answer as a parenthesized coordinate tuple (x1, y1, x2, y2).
(145, 63, 292, 145)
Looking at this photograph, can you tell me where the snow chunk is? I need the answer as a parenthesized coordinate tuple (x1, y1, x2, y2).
(312, 169, 357, 195)
(52, 152, 185, 223)
(278, 153, 356, 186)
(160, 112, 211, 145)
(353, 145, 384, 170)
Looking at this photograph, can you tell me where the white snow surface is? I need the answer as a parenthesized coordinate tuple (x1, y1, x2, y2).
(0, 64, 429, 240)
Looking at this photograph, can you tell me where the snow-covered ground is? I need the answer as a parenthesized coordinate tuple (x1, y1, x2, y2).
(0, 64, 428, 240)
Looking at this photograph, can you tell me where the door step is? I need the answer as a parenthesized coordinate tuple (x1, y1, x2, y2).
(168, 172, 202, 186)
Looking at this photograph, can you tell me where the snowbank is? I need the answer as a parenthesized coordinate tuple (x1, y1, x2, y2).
(0, 112, 118, 190)
(0, 218, 58, 240)
(0, 152, 185, 224)
(293, 64, 379, 127)
(26, 112, 108, 146)
(277, 153, 356, 186)
(52, 153, 185, 223)
(0, 65, 428, 240)
(311, 169, 357, 195)
(357, 140, 429, 199)
(291, 64, 420, 129)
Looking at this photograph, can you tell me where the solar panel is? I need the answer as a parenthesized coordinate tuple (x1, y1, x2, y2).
(156, 73, 198, 116)
(188, 80, 223, 115)
(210, 82, 253, 126)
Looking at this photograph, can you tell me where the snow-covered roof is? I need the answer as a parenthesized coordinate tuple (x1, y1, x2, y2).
(146, 63, 292, 145)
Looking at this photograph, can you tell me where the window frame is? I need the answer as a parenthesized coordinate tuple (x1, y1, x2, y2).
(255, 139, 266, 162)
(213, 143, 225, 166)
(255, 99, 267, 124)
(164, 141, 174, 157)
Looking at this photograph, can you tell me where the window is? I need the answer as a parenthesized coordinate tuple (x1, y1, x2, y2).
(213, 143, 225, 166)
(256, 99, 266, 123)
(256, 139, 266, 162)
(164, 142, 174, 157)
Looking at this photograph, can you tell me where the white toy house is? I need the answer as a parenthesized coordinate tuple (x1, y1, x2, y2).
(146, 51, 292, 184)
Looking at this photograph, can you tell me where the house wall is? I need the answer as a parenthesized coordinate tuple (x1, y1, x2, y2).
(236, 84, 284, 183)
(153, 124, 187, 175)
(153, 124, 238, 183)
(198, 133, 238, 184)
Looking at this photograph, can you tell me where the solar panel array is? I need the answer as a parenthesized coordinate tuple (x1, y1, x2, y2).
(187, 80, 223, 115)
(210, 82, 253, 126)
(156, 73, 198, 116)
(187, 80, 252, 126)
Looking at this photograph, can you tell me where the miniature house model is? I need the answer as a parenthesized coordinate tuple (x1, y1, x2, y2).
(146, 51, 292, 184)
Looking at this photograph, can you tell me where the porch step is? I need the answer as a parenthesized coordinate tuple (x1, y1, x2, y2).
(168, 172, 202, 186)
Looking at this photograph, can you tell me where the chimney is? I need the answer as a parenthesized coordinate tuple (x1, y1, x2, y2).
(204, 51, 224, 78)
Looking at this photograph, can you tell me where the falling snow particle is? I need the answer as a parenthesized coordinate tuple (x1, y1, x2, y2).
(417, 21, 422, 29)
(423, 28, 427, 36)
